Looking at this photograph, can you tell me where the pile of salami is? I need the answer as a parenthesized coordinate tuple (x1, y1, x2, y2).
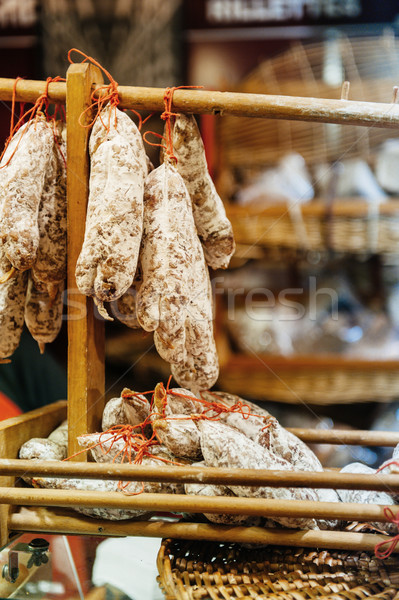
(19, 386, 398, 531)
(0, 116, 67, 357)
(76, 106, 235, 391)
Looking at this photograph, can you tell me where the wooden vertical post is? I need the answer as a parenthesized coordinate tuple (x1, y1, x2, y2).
(66, 63, 105, 459)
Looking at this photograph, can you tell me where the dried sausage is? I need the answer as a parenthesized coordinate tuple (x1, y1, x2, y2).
(102, 389, 150, 431)
(173, 113, 235, 269)
(0, 116, 54, 271)
(76, 107, 147, 308)
(32, 121, 67, 289)
(110, 277, 141, 329)
(0, 251, 28, 359)
(338, 462, 396, 534)
(136, 162, 191, 363)
(198, 419, 320, 530)
(152, 417, 202, 460)
(24, 275, 64, 353)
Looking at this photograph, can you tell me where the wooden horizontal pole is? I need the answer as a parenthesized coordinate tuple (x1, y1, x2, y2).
(0, 488, 397, 522)
(0, 78, 66, 104)
(2, 459, 399, 490)
(1, 77, 399, 129)
(9, 509, 395, 552)
(286, 428, 399, 447)
(115, 86, 399, 128)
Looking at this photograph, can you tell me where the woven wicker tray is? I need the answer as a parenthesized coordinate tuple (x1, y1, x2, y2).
(217, 355, 399, 405)
(157, 538, 399, 600)
(225, 201, 399, 257)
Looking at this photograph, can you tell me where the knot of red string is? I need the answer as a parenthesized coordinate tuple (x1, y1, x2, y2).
(374, 507, 399, 558)
(143, 85, 203, 162)
(160, 86, 179, 163)
(68, 48, 147, 132)
(68, 48, 123, 131)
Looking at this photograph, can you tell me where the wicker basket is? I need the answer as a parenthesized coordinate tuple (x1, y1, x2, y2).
(157, 538, 399, 600)
(217, 356, 399, 405)
(226, 201, 399, 256)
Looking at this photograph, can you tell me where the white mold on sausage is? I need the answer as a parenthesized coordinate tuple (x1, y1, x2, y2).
(32, 121, 67, 288)
(0, 116, 54, 271)
(173, 113, 235, 269)
(198, 419, 320, 530)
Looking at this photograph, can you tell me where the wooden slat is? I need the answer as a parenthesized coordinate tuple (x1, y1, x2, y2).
(1, 489, 397, 524)
(0, 401, 67, 546)
(286, 428, 399, 446)
(9, 507, 396, 553)
(66, 63, 105, 459)
(1, 459, 399, 490)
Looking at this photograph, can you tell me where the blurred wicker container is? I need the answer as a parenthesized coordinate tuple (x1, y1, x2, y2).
(219, 35, 399, 169)
(217, 355, 399, 405)
(218, 36, 399, 258)
(157, 539, 399, 600)
(227, 200, 399, 256)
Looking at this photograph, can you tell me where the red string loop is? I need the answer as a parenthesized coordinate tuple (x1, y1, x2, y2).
(374, 507, 399, 558)
(376, 459, 399, 473)
(68, 48, 120, 131)
(0, 75, 66, 170)
(143, 85, 203, 162)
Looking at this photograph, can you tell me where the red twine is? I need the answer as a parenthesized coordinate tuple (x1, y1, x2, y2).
(62, 378, 266, 494)
(143, 85, 203, 162)
(374, 507, 399, 558)
(0, 75, 66, 169)
(68, 48, 143, 131)
(376, 460, 399, 474)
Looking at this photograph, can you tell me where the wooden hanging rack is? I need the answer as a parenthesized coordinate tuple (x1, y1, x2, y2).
(1, 76, 399, 127)
(1, 65, 399, 552)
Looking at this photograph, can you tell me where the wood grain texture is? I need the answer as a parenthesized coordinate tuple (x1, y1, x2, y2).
(66, 63, 105, 459)
(1, 77, 399, 128)
(3, 489, 396, 522)
(286, 428, 399, 446)
(0, 78, 66, 103)
(0, 458, 399, 490)
(9, 507, 397, 552)
(114, 86, 399, 128)
(0, 401, 66, 545)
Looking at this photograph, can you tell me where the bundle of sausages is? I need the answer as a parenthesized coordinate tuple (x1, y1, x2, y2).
(19, 386, 397, 531)
(0, 116, 67, 358)
(76, 106, 235, 391)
